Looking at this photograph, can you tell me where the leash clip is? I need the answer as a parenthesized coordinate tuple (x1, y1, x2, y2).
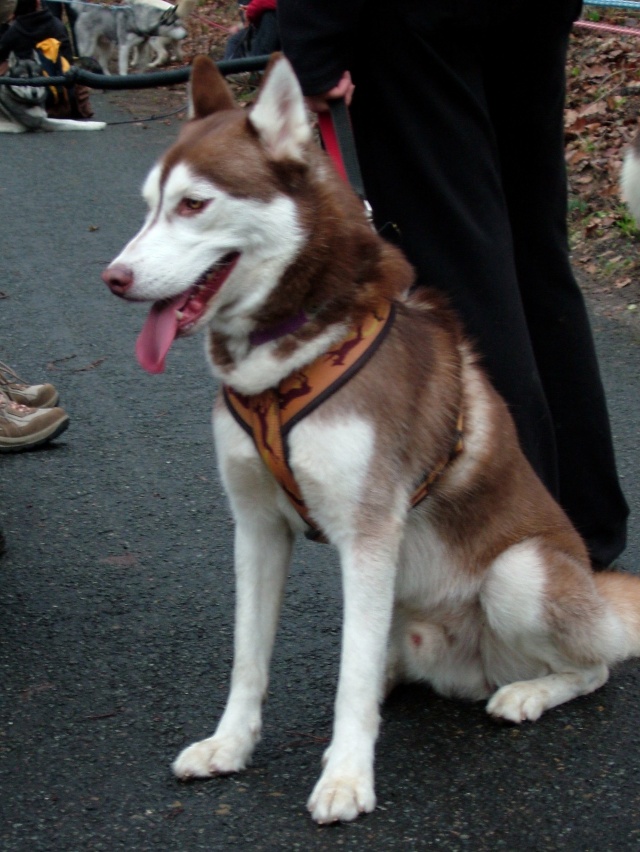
(363, 198, 374, 230)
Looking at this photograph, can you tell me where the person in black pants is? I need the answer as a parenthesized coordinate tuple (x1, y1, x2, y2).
(277, 0, 629, 569)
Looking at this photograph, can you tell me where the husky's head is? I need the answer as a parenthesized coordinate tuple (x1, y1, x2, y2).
(155, 14, 187, 42)
(5, 53, 47, 106)
(102, 55, 320, 374)
(102, 55, 409, 378)
(135, 3, 187, 41)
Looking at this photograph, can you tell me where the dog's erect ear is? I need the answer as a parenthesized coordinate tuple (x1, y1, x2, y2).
(188, 55, 236, 120)
(158, 6, 178, 25)
(248, 54, 312, 163)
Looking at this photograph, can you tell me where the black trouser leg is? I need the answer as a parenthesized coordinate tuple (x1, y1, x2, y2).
(486, 21, 629, 564)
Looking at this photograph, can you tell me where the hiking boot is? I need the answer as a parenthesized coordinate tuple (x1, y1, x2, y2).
(0, 360, 59, 408)
(0, 391, 69, 452)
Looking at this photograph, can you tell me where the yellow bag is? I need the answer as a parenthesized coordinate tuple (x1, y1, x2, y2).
(35, 37, 70, 107)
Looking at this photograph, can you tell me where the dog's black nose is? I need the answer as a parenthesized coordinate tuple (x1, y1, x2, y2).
(102, 264, 134, 297)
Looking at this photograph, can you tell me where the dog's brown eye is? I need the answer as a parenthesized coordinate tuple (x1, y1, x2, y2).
(178, 198, 209, 215)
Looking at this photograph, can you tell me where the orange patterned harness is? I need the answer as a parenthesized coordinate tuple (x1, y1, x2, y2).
(224, 301, 463, 541)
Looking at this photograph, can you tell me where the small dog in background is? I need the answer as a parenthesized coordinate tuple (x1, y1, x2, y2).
(621, 129, 640, 223)
(0, 53, 105, 131)
(72, 0, 194, 75)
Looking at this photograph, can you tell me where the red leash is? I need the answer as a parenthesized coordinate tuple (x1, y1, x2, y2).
(317, 101, 373, 224)
(316, 111, 348, 182)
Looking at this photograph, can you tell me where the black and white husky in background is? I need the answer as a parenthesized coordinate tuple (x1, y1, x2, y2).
(73, 0, 194, 76)
(0, 55, 105, 132)
(131, 0, 196, 69)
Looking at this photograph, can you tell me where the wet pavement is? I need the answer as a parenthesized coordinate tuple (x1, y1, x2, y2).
(1, 91, 639, 851)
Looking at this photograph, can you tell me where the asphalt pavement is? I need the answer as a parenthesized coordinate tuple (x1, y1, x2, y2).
(1, 90, 639, 851)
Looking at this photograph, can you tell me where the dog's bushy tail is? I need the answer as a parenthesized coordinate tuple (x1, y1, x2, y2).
(621, 133, 640, 225)
(595, 570, 640, 659)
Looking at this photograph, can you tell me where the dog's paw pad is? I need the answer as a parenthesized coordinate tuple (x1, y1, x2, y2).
(487, 682, 548, 723)
(172, 736, 249, 779)
(307, 772, 376, 824)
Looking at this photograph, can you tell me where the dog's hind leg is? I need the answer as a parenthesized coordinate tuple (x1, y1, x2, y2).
(486, 664, 609, 722)
(116, 15, 142, 75)
(118, 42, 132, 76)
(91, 37, 112, 76)
(74, 26, 90, 60)
(76, 29, 108, 75)
(135, 40, 154, 70)
(487, 571, 640, 722)
(480, 540, 640, 723)
(147, 37, 168, 68)
(172, 508, 293, 778)
(97, 48, 112, 76)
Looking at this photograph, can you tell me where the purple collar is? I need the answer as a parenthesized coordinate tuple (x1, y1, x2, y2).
(249, 310, 308, 347)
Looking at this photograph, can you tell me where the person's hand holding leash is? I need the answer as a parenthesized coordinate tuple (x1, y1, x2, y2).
(305, 70, 354, 112)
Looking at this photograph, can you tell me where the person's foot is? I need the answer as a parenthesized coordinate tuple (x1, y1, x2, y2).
(0, 391, 69, 452)
(0, 360, 59, 408)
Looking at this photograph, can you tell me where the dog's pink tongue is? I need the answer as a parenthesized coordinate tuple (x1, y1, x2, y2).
(135, 296, 183, 374)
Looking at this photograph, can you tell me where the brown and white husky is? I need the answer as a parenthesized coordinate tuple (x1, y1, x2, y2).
(102, 55, 640, 824)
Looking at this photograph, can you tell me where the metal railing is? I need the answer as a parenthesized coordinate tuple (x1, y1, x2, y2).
(0, 54, 269, 89)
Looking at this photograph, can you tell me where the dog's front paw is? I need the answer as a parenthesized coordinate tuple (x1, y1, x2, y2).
(172, 734, 254, 780)
(487, 681, 548, 723)
(307, 767, 376, 824)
